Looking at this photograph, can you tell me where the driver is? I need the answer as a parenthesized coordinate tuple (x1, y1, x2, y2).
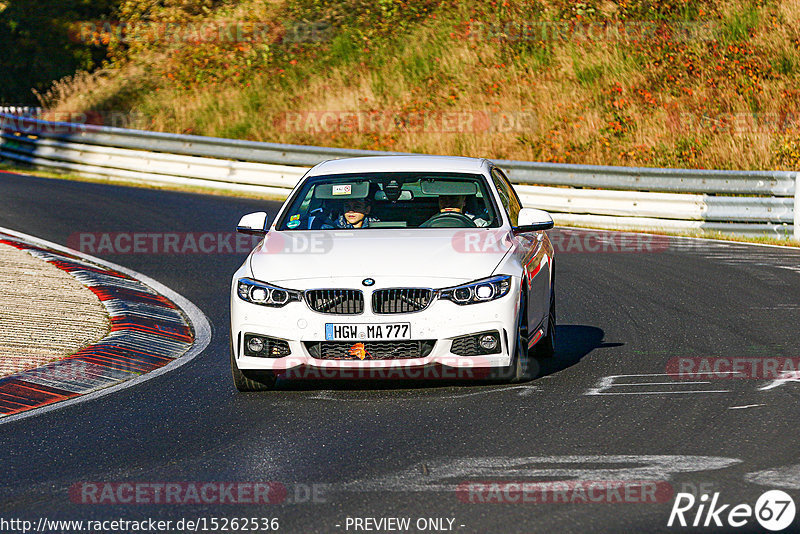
(332, 198, 380, 229)
(438, 195, 489, 227)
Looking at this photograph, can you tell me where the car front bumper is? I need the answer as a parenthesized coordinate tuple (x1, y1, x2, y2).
(230, 278, 522, 375)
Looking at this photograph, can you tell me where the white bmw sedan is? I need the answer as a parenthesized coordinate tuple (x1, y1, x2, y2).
(230, 155, 556, 390)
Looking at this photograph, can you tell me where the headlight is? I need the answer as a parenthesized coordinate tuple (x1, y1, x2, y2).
(439, 275, 512, 305)
(237, 278, 302, 307)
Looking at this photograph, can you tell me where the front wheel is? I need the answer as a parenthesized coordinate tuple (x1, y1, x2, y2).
(230, 335, 277, 391)
(532, 275, 556, 359)
(495, 289, 531, 383)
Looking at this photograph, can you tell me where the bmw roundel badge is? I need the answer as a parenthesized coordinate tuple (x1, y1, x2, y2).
(362, 278, 375, 287)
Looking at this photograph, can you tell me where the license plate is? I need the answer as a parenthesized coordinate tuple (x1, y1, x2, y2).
(325, 323, 411, 341)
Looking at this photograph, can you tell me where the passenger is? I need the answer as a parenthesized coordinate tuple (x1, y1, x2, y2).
(332, 198, 380, 229)
(437, 195, 489, 227)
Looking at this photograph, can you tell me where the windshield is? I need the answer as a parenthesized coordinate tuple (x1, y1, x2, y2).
(277, 172, 501, 230)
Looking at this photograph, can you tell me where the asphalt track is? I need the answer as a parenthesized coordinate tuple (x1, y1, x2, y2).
(1, 171, 799, 533)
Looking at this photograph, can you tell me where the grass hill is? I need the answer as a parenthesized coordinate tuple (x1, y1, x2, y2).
(40, 0, 800, 170)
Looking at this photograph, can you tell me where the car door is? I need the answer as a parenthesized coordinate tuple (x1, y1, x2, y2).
(490, 167, 551, 333)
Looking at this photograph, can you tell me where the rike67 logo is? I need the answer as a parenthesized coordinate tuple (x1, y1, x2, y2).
(668, 490, 796, 531)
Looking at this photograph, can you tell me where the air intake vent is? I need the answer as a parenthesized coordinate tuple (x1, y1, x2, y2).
(305, 289, 364, 315)
(305, 340, 436, 360)
(372, 288, 434, 314)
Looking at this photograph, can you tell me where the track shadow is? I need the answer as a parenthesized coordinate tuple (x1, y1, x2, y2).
(257, 324, 614, 392)
(530, 324, 619, 379)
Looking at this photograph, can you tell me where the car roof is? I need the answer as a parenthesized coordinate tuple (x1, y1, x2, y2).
(305, 155, 490, 177)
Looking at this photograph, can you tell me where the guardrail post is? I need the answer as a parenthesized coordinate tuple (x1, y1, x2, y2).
(795, 173, 800, 241)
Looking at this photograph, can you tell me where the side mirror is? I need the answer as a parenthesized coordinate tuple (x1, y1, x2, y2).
(513, 208, 554, 233)
(237, 212, 269, 236)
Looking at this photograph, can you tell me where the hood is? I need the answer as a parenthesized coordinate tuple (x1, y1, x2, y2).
(248, 228, 514, 287)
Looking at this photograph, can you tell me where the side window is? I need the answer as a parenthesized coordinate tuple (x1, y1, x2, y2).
(491, 167, 521, 226)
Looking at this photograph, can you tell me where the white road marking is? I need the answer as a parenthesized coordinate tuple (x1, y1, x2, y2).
(728, 404, 766, 410)
(585, 374, 731, 396)
(622, 381, 713, 386)
(308, 390, 336, 400)
(758, 371, 800, 391)
(589, 391, 731, 395)
(339, 455, 741, 492)
(440, 384, 539, 399)
(303, 384, 539, 401)
(0, 226, 212, 426)
(745, 464, 800, 490)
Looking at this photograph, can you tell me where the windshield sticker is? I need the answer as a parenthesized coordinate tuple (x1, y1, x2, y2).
(332, 184, 352, 196)
(286, 220, 301, 229)
(290, 214, 301, 221)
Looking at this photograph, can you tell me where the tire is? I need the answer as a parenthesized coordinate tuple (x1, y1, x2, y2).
(532, 270, 556, 359)
(230, 335, 277, 392)
(495, 288, 530, 383)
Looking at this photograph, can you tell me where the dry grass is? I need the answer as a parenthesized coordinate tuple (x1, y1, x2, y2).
(36, 0, 800, 170)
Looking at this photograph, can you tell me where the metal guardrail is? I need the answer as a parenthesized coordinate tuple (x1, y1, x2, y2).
(0, 112, 797, 239)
